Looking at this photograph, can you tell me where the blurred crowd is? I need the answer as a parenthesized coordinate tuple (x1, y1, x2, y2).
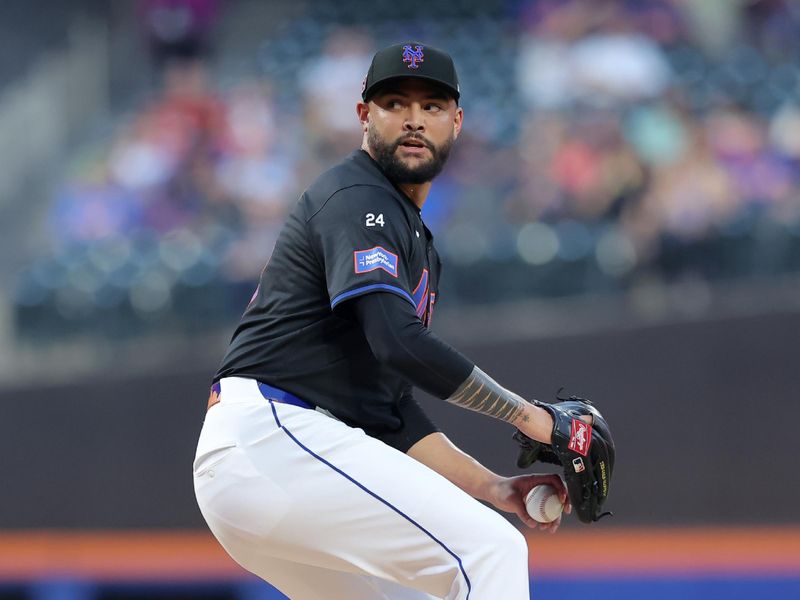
(15, 0, 800, 339)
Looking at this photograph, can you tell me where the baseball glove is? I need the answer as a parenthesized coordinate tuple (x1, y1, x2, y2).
(513, 392, 615, 524)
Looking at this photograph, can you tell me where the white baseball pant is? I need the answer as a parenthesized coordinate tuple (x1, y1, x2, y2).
(193, 377, 531, 599)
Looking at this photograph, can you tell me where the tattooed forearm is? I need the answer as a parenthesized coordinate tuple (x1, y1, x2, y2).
(446, 366, 528, 424)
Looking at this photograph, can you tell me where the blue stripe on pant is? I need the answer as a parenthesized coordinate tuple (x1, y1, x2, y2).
(268, 400, 472, 599)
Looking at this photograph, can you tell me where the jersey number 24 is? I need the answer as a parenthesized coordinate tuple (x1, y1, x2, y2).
(365, 213, 385, 227)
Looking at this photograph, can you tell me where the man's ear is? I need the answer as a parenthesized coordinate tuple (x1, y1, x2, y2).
(453, 106, 464, 139)
(356, 102, 370, 133)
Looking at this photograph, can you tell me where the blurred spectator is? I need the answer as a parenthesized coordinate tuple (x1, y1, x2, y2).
(138, 0, 220, 66)
(636, 124, 740, 244)
(768, 104, 800, 222)
(299, 28, 374, 160)
(517, 0, 673, 109)
(217, 80, 297, 280)
(52, 57, 225, 244)
(679, 0, 742, 58)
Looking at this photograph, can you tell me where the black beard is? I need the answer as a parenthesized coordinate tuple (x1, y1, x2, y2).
(368, 126, 454, 184)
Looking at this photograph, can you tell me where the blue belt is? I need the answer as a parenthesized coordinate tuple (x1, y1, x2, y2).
(256, 381, 314, 410)
(208, 380, 313, 410)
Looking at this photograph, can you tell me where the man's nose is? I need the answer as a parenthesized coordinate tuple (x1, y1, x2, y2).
(403, 104, 425, 132)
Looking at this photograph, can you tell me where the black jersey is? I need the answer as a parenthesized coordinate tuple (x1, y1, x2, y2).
(215, 150, 443, 445)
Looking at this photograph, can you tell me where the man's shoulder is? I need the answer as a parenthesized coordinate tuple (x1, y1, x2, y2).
(302, 151, 405, 220)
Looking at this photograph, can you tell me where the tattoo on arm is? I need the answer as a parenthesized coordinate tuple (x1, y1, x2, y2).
(446, 366, 527, 424)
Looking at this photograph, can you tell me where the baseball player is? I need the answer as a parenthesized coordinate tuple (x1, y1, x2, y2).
(194, 42, 611, 600)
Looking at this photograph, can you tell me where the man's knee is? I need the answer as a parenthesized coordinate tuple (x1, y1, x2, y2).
(495, 521, 529, 564)
(453, 519, 529, 599)
(467, 516, 529, 571)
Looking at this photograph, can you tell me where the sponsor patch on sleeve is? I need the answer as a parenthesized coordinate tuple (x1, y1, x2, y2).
(354, 246, 399, 278)
(568, 418, 592, 457)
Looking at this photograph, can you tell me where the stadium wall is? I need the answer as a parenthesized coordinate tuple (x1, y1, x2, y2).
(2, 309, 798, 529)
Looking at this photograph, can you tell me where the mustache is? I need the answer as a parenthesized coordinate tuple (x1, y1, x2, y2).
(394, 134, 435, 152)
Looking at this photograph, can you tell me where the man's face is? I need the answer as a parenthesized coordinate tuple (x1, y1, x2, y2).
(360, 79, 463, 184)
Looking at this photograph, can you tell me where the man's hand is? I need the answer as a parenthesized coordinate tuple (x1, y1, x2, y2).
(408, 433, 569, 532)
(513, 395, 615, 524)
(484, 473, 571, 533)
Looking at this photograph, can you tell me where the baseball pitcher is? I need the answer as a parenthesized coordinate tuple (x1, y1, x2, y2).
(193, 42, 614, 600)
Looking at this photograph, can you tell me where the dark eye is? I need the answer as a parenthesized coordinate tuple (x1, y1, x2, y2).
(425, 103, 443, 112)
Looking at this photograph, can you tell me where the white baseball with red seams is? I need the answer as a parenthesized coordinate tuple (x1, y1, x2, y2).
(524, 484, 564, 523)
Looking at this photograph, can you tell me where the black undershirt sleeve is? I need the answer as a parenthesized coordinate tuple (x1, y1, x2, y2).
(348, 292, 475, 399)
(375, 385, 439, 452)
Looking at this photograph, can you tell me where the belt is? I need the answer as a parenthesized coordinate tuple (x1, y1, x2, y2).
(207, 380, 314, 411)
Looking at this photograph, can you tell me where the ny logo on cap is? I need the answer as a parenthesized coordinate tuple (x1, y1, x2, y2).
(402, 45, 424, 69)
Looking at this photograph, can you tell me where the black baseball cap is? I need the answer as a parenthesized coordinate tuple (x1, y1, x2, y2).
(361, 42, 460, 103)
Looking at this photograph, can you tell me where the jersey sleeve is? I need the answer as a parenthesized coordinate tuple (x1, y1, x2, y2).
(308, 185, 417, 312)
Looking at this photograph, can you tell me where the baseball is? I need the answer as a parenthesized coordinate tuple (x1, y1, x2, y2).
(524, 484, 564, 523)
